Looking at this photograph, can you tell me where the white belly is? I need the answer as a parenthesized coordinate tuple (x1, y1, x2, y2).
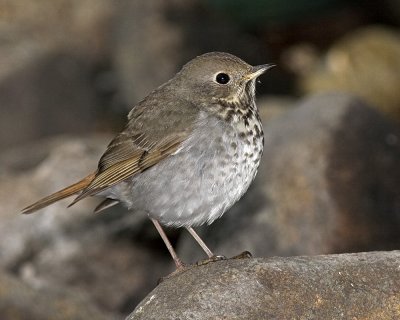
(104, 112, 263, 227)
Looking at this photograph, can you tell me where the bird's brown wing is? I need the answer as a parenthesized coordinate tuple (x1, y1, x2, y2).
(21, 93, 198, 214)
(22, 131, 188, 214)
(69, 97, 199, 205)
(69, 130, 188, 205)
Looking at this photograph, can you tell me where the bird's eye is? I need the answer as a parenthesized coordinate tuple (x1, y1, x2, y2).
(215, 73, 230, 84)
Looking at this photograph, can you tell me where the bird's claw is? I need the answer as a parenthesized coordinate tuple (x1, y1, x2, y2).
(230, 250, 253, 259)
(196, 255, 227, 266)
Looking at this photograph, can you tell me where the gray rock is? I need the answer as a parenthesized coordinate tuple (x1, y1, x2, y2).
(0, 270, 116, 320)
(257, 95, 296, 121)
(0, 45, 98, 150)
(127, 251, 400, 320)
(0, 135, 170, 314)
(0, 135, 108, 267)
(298, 26, 400, 123)
(0, 0, 115, 59)
(0, 0, 118, 150)
(178, 93, 400, 262)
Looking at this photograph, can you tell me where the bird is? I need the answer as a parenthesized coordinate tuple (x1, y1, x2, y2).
(22, 52, 274, 269)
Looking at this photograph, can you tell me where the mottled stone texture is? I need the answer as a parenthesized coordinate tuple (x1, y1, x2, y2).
(0, 271, 116, 320)
(128, 251, 400, 320)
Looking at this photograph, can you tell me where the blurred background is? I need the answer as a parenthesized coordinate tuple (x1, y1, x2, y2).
(0, 0, 400, 319)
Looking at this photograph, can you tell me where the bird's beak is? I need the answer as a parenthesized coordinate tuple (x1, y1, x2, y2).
(244, 64, 275, 81)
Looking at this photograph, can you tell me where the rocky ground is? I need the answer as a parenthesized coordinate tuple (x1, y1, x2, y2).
(1, 1, 400, 319)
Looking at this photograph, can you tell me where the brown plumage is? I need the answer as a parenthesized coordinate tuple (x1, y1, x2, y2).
(22, 89, 195, 214)
(21, 173, 96, 214)
(21, 129, 188, 214)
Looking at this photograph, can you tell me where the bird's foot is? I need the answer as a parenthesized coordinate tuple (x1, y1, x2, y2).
(195, 251, 252, 266)
(158, 251, 252, 283)
(230, 250, 253, 260)
(196, 255, 227, 266)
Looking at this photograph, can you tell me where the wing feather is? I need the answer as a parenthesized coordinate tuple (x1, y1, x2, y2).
(21, 84, 199, 213)
(69, 133, 187, 205)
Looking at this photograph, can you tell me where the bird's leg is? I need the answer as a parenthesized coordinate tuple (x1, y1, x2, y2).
(186, 226, 214, 258)
(151, 218, 184, 269)
(186, 226, 227, 265)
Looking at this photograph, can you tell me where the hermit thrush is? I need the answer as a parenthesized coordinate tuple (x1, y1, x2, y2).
(22, 52, 274, 268)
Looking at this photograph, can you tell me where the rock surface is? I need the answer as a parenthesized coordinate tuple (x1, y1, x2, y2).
(298, 26, 400, 123)
(128, 250, 400, 320)
(0, 270, 115, 320)
(0, 48, 99, 149)
(0, 0, 117, 150)
(0, 135, 171, 315)
(0, 0, 115, 59)
(178, 92, 400, 262)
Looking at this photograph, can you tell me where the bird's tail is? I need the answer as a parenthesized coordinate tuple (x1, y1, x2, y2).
(21, 173, 96, 214)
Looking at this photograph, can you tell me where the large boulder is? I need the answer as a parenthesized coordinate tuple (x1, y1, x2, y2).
(128, 251, 400, 320)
